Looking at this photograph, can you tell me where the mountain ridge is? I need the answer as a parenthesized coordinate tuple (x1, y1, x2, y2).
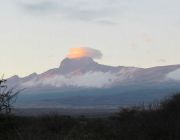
(6, 57, 180, 108)
(7, 57, 180, 88)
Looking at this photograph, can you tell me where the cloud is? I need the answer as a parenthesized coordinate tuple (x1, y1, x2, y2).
(20, 1, 58, 13)
(158, 59, 166, 63)
(21, 72, 117, 88)
(67, 47, 102, 59)
(15, 0, 121, 23)
(19, 67, 141, 89)
(166, 68, 180, 81)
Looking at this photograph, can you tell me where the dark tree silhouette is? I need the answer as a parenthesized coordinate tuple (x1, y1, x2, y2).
(0, 75, 22, 114)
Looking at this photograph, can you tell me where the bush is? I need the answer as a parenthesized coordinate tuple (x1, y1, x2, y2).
(0, 93, 180, 140)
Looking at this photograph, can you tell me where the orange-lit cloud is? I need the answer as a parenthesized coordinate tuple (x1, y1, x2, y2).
(67, 47, 102, 59)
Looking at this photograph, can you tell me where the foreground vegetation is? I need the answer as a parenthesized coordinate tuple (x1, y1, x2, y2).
(1, 93, 180, 140)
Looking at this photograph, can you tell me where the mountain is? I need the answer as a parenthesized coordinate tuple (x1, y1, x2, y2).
(59, 57, 125, 74)
(7, 57, 180, 108)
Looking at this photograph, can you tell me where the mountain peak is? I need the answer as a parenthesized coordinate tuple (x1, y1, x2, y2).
(59, 57, 97, 74)
(62, 56, 94, 63)
(59, 57, 96, 68)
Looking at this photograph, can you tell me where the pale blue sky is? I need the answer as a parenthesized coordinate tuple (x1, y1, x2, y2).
(0, 0, 180, 78)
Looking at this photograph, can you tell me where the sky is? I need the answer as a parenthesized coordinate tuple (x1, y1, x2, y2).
(0, 0, 180, 78)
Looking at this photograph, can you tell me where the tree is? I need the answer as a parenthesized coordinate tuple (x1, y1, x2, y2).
(0, 75, 22, 114)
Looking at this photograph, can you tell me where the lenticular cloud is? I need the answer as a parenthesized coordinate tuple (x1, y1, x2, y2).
(67, 47, 102, 59)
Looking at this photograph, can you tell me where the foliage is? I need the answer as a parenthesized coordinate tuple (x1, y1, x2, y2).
(1, 93, 180, 140)
(0, 76, 22, 114)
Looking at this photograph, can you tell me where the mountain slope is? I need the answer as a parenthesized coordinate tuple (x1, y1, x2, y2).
(6, 57, 180, 108)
